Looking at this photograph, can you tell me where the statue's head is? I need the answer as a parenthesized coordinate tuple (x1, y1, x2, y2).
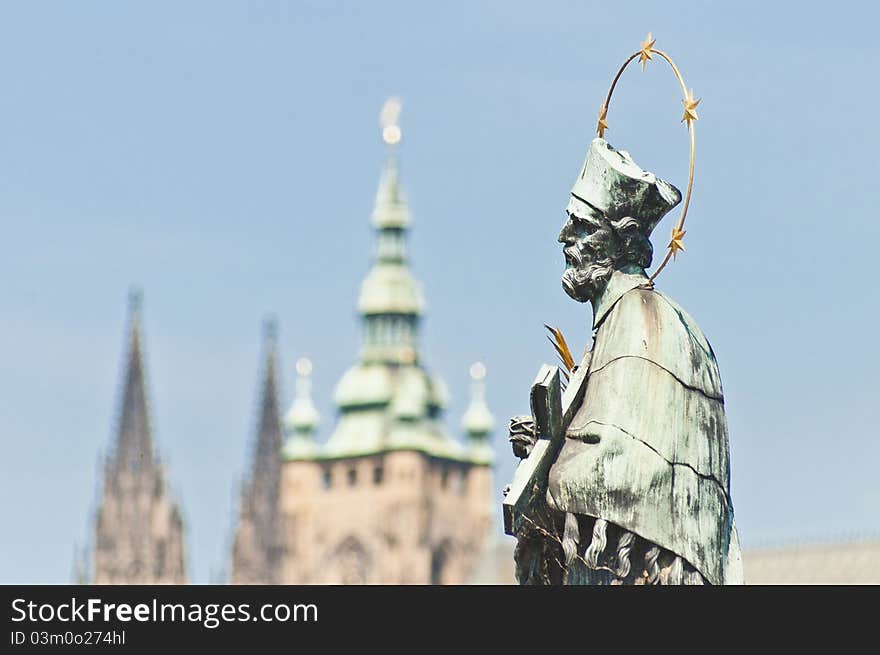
(559, 138, 682, 302)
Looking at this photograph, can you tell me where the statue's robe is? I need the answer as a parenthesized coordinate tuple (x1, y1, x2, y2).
(546, 268, 743, 585)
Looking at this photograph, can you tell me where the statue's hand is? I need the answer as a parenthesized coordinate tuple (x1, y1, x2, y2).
(509, 415, 537, 459)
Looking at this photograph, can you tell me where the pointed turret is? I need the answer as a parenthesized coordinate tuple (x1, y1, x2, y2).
(462, 362, 495, 464)
(371, 152, 411, 231)
(325, 99, 457, 459)
(252, 319, 284, 483)
(91, 290, 187, 584)
(356, 113, 425, 362)
(231, 318, 284, 584)
(112, 290, 154, 472)
(283, 358, 319, 460)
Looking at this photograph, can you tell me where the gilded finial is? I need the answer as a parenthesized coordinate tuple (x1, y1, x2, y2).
(380, 97, 402, 145)
(295, 357, 312, 377)
(469, 361, 487, 381)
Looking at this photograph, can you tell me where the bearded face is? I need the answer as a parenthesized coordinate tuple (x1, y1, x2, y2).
(558, 199, 615, 303)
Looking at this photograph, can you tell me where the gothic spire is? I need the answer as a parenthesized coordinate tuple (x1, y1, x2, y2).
(231, 318, 284, 584)
(112, 289, 154, 473)
(251, 318, 283, 479)
(91, 290, 187, 584)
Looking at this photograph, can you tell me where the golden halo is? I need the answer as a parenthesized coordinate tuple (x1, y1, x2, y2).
(598, 33, 699, 283)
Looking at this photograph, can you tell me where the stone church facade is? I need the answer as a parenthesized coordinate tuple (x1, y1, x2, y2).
(280, 450, 493, 584)
(91, 293, 187, 584)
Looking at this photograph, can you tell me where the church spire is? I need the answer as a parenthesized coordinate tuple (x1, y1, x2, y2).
(231, 318, 284, 584)
(91, 290, 187, 584)
(252, 318, 283, 476)
(356, 98, 425, 366)
(325, 99, 456, 459)
(112, 289, 154, 472)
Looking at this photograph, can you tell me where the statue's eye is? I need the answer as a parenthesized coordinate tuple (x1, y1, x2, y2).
(570, 214, 594, 233)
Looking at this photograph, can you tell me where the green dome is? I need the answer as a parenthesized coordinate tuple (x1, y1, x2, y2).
(333, 364, 394, 408)
(357, 263, 425, 315)
(325, 364, 459, 458)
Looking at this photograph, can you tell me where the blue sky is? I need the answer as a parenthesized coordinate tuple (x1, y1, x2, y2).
(1, 1, 878, 583)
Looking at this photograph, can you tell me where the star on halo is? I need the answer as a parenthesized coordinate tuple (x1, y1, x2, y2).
(639, 32, 656, 71)
(681, 88, 700, 126)
(596, 103, 609, 138)
(668, 226, 687, 259)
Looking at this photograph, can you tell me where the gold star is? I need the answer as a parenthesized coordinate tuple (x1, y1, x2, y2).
(668, 226, 686, 259)
(639, 32, 656, 71)
(596, 103, 609, 138)
(681, 88, 700, 126)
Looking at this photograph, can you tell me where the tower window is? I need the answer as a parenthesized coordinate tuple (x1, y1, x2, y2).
(322, 469, 332, 489)
(440, 469, 449, 490)
(373, 467, 384, 485)
(348, 468, 358, 487)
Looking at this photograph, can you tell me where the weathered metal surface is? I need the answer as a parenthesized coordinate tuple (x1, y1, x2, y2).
(569, 138, 681, 238)
(503, 358, 591, 536)
(548, 280, 737, 585)
(579, 289, 729, 479)
(590, 286, 723, 398)
(503, 366, 562, 535)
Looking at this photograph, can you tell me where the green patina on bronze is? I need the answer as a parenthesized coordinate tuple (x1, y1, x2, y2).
(505, 138, 742, 585)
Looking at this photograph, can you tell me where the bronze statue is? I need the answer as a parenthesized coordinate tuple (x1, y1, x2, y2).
(503, 138, 742, 585)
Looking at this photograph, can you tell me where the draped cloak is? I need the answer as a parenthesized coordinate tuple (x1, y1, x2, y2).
(546, 269, 743, 585)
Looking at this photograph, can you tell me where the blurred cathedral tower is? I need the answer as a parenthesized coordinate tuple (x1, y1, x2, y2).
(230, 320, 284, 584)
(269, 100, 495, 583)
(92, 292, 187, 584)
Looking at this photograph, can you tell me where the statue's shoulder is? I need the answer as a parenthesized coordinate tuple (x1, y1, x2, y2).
(592, 286, 723, 399)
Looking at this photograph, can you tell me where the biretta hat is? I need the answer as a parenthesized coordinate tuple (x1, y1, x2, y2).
(570, 138, 682, 236)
